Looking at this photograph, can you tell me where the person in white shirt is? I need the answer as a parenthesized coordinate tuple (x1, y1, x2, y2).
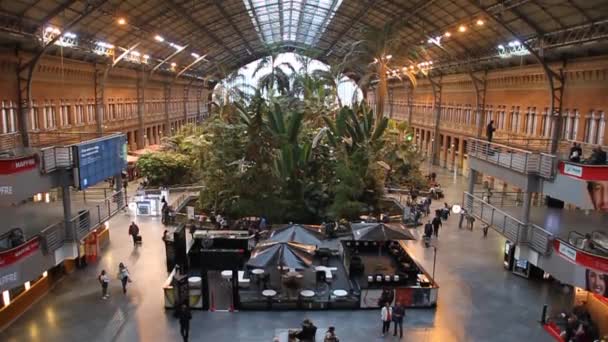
(98, 270, 110, 299)
(381, 301, 393, 336)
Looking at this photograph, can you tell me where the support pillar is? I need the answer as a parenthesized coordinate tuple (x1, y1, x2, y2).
(428, 75, 442, 166)
(16, 52, 33, 147)
(441, 135, 449, 168)
(164, 83, 171, 136)
(183, 83, 190, 122)
(196, 86, 203, 122)
(450, 137, 456, 171)
(522, 191, 532, 224)
(94, 64, 110, 135)
(458, 137, 465, 173)
(468, 71, 487, 194)
(136, 70, 145, 149)
(405, 80, 414, 125)
(61, 174, 72, 236)
(388, 87, 394, 118)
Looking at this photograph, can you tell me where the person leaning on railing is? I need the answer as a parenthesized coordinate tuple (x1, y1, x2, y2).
(569, 142, 583, 163)
(588, 145, 607, 165)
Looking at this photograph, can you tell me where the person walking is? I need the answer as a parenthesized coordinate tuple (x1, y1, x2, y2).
(177, 303, 192, 342)
(486, 120, 496, 142)
(98, 270, 110, 299)
(392, 301, 405, 338)
(381, 301, 392, 337)
(324, 326, 340, 342)
(128, 222, 139, 246)
(117, 262, 132, 294)
(424, 220, 433, 247)
(432, 215, 442, 238)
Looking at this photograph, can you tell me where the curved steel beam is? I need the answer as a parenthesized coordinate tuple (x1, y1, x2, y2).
(17, 0, 109, 147)
(468, 0, 565, 154)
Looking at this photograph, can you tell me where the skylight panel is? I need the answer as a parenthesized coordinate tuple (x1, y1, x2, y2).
(243, 0, 343, 46)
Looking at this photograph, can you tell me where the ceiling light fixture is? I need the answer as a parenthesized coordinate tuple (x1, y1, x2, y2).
(459, 25, 467, 32)
(444, 31, 451, 37)
(117, 17, 126, 25)
(171, 62, 177, 67)
(154, 35, 164, 42)
(476, 19, 484, 26)
(191, 52, 200, 58)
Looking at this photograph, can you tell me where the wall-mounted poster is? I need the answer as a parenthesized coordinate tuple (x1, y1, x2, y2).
(586, 269, 608, 298)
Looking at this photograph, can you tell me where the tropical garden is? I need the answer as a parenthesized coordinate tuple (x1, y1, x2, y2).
(137, 25, 427, 224)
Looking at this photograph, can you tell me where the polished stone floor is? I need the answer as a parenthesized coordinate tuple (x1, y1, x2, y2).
(0, 167, 563, 342)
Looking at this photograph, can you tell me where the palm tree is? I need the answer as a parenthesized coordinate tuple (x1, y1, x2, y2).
(253, 50, 295, 96)
(347, 24, 416, 121)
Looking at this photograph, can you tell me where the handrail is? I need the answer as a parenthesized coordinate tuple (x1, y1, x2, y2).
(467, 138, 556, 179)
(463, 192, 554, 255)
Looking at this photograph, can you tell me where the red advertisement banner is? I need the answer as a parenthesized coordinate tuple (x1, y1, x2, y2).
(0, 238, 40, 267)
(553, 239, 608, 273)
(0, 155, 37, 175)
(559, 161, 608, 181)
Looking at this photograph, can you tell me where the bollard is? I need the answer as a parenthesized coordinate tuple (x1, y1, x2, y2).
(540, 304, 548, 324)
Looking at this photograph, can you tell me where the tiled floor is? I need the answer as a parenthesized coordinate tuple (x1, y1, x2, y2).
(0, 167, 565, 342)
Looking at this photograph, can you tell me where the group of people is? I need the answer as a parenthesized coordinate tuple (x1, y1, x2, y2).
(423, 202, 452, 244)
(570, 142, 607, 165)
(558, 305, 602, 342)
(380, 301, 406, 338)
(284, 319, 340, 342)
(97, 262, 132, 299)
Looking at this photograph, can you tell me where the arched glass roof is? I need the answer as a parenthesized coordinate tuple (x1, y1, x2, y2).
(244, 0, 343, 46)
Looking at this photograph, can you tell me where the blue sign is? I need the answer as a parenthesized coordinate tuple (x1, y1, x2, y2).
(74, 134, 127, 189)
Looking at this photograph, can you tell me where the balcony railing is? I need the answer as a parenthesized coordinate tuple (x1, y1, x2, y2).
(0, 132, 22, 152)
(467, 138, 556, 179)
(464, 192, 553, 255)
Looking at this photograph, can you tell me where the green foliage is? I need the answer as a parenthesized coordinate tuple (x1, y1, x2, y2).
(139, 51, 424, 223)
(136, 152, 194, 186)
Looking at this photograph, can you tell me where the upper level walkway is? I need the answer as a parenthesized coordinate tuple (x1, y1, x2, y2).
(467, 138, 555, 179)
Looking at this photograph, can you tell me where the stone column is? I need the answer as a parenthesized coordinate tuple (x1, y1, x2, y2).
(458, 137, 465, 174)
(450, 136, 456, 171)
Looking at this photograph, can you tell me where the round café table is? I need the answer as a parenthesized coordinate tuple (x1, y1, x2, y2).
(333, 289, 348, 298)
(221, 270, 233, 280)
(300, 290, 315, 298)
(252, 269, 265, 275)
(262, 289, 277, 297)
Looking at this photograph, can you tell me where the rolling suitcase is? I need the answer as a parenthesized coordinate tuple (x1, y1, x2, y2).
(135, 235, 142, 244)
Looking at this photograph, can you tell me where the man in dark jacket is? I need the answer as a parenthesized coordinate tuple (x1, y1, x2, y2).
(128, 222, 139, 246)
(569, 142, 583, 163)
(392, 302, 405, 338)
(432, 215, 442, 238)
(589, 146, 607, 165)
(178, 304, 192, 342)
(486, 120, 496, 142)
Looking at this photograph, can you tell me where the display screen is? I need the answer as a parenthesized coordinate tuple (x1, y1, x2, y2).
(74, 134, 126, 189)
(516, 259, 528, 269)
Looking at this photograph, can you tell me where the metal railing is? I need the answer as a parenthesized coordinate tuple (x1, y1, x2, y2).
(463, 192, 553, 255)
(28, 131, 104, 148)
(40, 146, 74, 172)
(0, 132, 22, 152)
(493, 135, 552, 152)
(471, 191, 545, 207)
(467, 138, 556, 179)
(39, 221, 66, 254)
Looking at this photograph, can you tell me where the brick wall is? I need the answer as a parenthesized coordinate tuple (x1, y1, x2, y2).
(0, 52, 211, 151)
